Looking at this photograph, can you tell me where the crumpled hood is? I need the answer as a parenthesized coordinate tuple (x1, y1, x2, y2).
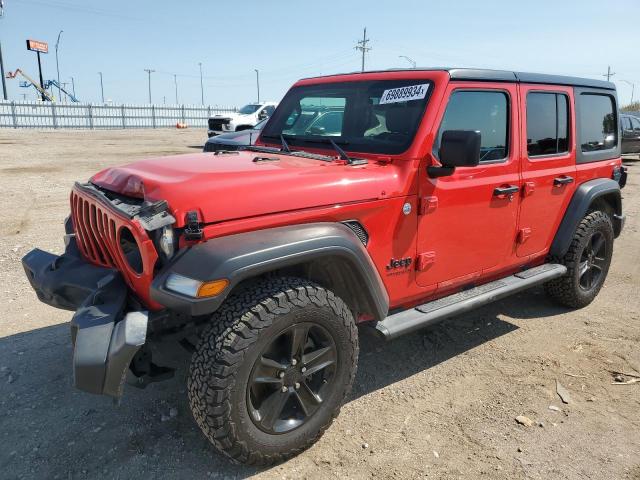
(90, 151, 406, 227)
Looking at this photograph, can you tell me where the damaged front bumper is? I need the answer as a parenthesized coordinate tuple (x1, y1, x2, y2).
(22, 238, 148, 398)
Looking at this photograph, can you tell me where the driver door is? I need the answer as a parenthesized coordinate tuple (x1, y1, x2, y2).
(416, 82, 521, 290)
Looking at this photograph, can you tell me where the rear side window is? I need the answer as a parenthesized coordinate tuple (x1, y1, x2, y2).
(435, 90, 509, 162)
(631, 117, 640, 130)
(578, 94, 617, 152)
(526, 92, 569, 157)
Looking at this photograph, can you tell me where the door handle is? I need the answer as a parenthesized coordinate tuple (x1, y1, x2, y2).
(493, 185, 520, 196)
(553, 176, 574, 186)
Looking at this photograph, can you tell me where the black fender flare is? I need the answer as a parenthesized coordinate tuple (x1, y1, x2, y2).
(549, 178, 622, 257)
(150, 223, 389, 321)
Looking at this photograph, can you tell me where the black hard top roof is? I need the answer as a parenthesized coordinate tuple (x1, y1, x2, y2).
(305, 68, 616, 90)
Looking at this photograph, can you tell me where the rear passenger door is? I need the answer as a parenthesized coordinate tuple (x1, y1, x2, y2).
(516, 85, 577, 257)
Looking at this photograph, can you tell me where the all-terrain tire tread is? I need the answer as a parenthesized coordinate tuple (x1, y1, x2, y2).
(545, 211, 613, 308)
(187, 277, 358, 466)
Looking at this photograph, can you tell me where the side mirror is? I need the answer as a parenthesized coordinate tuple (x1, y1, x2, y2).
(428, 130, 481, 178)
(258, 110, 268, 120)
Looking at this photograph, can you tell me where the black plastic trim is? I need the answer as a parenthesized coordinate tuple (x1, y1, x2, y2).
(550, 178, 623, 257)
(151, 223, 390, 321)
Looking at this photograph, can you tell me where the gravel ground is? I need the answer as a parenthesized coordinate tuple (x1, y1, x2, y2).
(0, 129, 639, 480)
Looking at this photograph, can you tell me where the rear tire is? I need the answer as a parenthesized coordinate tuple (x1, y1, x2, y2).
(545, 211, 614, 308)
(187, 277, 358, 465)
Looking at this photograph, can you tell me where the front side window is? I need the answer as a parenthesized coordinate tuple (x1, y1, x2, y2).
(579, 94, 617, 152)
(526, 92, 569, 157)
(435, 90, 509, 162)
(261, 80, 432, 154)
(621, 116, 632, 130)
(630, 117, 640, 131)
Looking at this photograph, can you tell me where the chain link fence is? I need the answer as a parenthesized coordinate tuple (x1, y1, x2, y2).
(0, 101, 237, 129)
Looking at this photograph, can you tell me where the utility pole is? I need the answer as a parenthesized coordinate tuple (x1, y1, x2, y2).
(144, 68, 155, 104)
(55, 30, 63, 101)
(198, 62, 204, 105)
(354, 27, 371, 73)
(70, 76, 76, 98)
(98, 71, 104, 103)
(603, 66, 615, 82)
(0, 0, 7, 100)
(0, 41, 7, 100)
(174, 74, 178, 104)
(254, 69, 260, 103)
(399, 55, 416, 68)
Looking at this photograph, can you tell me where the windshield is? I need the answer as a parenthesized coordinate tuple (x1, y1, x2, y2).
(261, 80, 432, 154)
(238, 104, 261, 115)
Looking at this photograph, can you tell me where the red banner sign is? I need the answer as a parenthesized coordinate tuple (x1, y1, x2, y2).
(26, 39, 48, 53)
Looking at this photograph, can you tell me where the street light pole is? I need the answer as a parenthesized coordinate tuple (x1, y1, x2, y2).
(0, 0, 8, 100)
(198, 62, 204, 105)
(144, 68, 155, 104)
(70, 76, 76, 98)
(174, 74, 178, 104)
(55, 30, 63, 101)
(398, 55, 416, 68)
(98, 71, 104, 103)
(621, 80, 635, 105)
(254, 69, 260, 103)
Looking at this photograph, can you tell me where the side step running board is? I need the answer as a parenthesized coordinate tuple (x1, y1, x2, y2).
(375, 263, 567, 340)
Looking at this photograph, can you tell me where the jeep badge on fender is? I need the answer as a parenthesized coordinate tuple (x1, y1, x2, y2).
(22, 68, 625, 465)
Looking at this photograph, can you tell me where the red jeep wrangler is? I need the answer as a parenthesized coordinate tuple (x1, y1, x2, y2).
(23, 68, 627, 464)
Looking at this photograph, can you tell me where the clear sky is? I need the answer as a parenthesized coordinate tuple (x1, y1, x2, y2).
(0, 0, 638, 107)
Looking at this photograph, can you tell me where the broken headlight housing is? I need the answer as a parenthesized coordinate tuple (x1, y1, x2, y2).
(155, 225, 176, 261)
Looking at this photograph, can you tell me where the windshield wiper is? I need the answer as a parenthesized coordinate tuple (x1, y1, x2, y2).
(280, 134, 291, 153)
(302, 137, 368, 165)
(260, 134, 292, 153)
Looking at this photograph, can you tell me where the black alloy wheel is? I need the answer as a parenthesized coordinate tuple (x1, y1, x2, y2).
(578, 231, 607, 291)
(247, 322, 337, 434)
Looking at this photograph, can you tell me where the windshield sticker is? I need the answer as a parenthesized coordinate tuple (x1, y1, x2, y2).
(379, 84, 429, 104)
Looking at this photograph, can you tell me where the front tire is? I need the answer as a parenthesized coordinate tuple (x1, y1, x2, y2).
(545, 211, 614, 308)
(188, 277, 358, 465)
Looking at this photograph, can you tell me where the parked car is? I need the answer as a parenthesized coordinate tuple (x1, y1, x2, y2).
(23, 68, 627, 466)
(203, 118, 266, 152)
(207, 102, 277, 137)
(620, 113, 640, 154)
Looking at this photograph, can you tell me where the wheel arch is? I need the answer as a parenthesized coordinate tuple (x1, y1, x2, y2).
(550, 178, 622, 257)
(151, 223, 389, 322)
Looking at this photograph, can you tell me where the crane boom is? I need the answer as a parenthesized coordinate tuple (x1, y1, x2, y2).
(6, 68, 54, 101)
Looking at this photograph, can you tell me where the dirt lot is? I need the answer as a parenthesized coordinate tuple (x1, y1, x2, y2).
(0, 129, 638, 480)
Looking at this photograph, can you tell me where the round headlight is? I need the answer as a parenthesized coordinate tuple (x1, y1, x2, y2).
(158, 225, 175, 259)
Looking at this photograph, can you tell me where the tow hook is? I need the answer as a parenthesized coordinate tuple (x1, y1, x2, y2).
(184, 210, 203, 240)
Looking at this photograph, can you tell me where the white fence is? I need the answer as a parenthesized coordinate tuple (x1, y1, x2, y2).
(0, 101, 237, 129)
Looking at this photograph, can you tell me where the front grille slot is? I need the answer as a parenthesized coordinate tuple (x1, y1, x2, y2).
(71, 191, 122, 270)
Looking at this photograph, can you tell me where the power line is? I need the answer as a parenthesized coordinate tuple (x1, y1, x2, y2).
(354, 27, 371, 73)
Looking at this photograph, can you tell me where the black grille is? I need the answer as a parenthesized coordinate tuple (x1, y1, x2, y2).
(208, 118, 231, 131)
(343, 221, 369, 246)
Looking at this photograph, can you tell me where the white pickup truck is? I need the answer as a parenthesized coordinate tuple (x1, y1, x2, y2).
(207, 102, 277, 137)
